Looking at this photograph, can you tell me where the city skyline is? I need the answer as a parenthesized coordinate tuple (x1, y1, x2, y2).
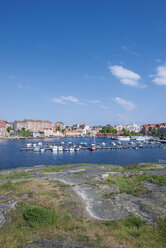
(0, 0, 166, 125)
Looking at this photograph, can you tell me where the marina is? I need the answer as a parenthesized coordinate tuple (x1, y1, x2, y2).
(0, 137, 166, 170)
(19, 139, 166, 152)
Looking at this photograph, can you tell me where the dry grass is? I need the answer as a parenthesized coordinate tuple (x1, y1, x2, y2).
(0, 178, 165, 248)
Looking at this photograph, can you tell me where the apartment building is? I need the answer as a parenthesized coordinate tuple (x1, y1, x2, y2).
(14, 119, 53, 132)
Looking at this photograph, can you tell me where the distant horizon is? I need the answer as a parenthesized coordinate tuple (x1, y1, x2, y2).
(0, 0, 166, 125)
(3, 118, 166, 127)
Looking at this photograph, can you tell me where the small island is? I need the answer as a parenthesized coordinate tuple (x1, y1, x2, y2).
(0, 162, 166, 248)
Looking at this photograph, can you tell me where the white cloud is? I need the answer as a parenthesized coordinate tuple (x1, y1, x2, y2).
(18, 83, 22, 89)
(112, 97, 136, 111)
(152, 65, 166, 85)
(109, 65, 146, 88)
(88, 100, 101, 103)
(52, 96, 78, 104)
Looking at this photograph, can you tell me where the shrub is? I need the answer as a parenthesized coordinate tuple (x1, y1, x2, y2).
(124, 216, 146, 228)
(21, 203, 59, 227)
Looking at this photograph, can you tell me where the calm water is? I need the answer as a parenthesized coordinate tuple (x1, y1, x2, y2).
(0, 137, 166, 170)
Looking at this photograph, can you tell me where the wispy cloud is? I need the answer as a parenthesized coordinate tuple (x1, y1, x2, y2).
(51, 96, 79, 104)
(122, 45, 127, 51)
(88, 100, 101, 103)
(155, 58, 162, 63)
(100, 105, 110, 110)
(9, 75, 16, 79)
(112, 97, 136, 111)
(17, 83, 23, 89)
(152, 65, 166, 85)
(109, 65, 146, 88)
(84, 75, 105, 80)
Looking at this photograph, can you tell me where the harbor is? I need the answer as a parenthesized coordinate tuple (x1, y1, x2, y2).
(20, 140, 166, 152)
(1, 137, 166, 170)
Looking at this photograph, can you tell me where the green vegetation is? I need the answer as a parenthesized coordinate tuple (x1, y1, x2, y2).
(147, 175, 166, 184)
(0, 171, 33, 180)
(102, 126, 117, 134)
(7, 126, 12, 132)
(0, 177, 166, 248)
(16, 127, 31, 137)
(56, 126, 61, 131)
(105, 173, 166, 195)
(21, 203, 59, 227)
(122, 128, 131, 136)
(124, 216, 146, 228)
(152, 128, 158, 136)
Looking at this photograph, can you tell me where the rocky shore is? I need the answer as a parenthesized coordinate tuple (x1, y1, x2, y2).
(0, 162, 166, 248)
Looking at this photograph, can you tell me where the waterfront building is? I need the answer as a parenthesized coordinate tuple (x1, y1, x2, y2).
(115, 123, 140, 133)
(158, 126, 166, 135)
(5, 121, 14, 130)
(55, 121, 66, 130)
(142, 123, 166, 134)
(0, 120, 6, 138)
(64, 129, 84, 136)
(14, 119, 53, 132)
(43, 128, 54, 137)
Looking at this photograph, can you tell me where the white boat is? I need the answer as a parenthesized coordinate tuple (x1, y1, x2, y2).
(40, 147, 45, 152)
(58, 146, 63, 151)
(102, 142, 105, 146)
(69, 147, 74, 152)
(38, 142, 42, 146)
(34, 146, 40, 152)
(27, 143, 32, 147)
(33, 143, 37, 147)
(117, 136, 130, 141)
(52, 145, 58, 152)
(75, 147, 80, 151)
(63, 147, 70, 151)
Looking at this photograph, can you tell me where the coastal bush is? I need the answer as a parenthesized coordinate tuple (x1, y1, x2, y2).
(21, 203, 59, 227)
(124, 216, 146, 228)
(147, 175, 166, 184)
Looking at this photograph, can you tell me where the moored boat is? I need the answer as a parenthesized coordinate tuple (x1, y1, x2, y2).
(34, 146, 40, 152)
(40, 146, 45, 152)
(90, 144, 96, 151)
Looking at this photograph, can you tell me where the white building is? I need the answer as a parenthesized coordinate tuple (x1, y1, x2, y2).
(115, 123, 140, 133)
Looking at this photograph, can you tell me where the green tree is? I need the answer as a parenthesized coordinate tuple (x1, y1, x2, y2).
(7, 126, 11, 132)
(102, 126, 108, 134)
(152, 128, 158, 136)
(56, 126, 60, 131)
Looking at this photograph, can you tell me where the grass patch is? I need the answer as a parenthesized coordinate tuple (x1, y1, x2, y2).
(124, 216, 146, 228)
(147, 175, 166, 184)
(41, 164, 92, 173)
(105, 174, 149, 195)
(0, 180, 29, 192)
(0, 171, 33, 180)
(105, 173, 166, 195)
(20, 203, 59, 227)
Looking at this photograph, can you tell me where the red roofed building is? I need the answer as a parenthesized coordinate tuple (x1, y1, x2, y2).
(142, 123, 166, 134)
(0, 120, 6, 138)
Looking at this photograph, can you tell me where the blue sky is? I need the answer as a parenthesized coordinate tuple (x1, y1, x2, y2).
(0, 0, 166, 125)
